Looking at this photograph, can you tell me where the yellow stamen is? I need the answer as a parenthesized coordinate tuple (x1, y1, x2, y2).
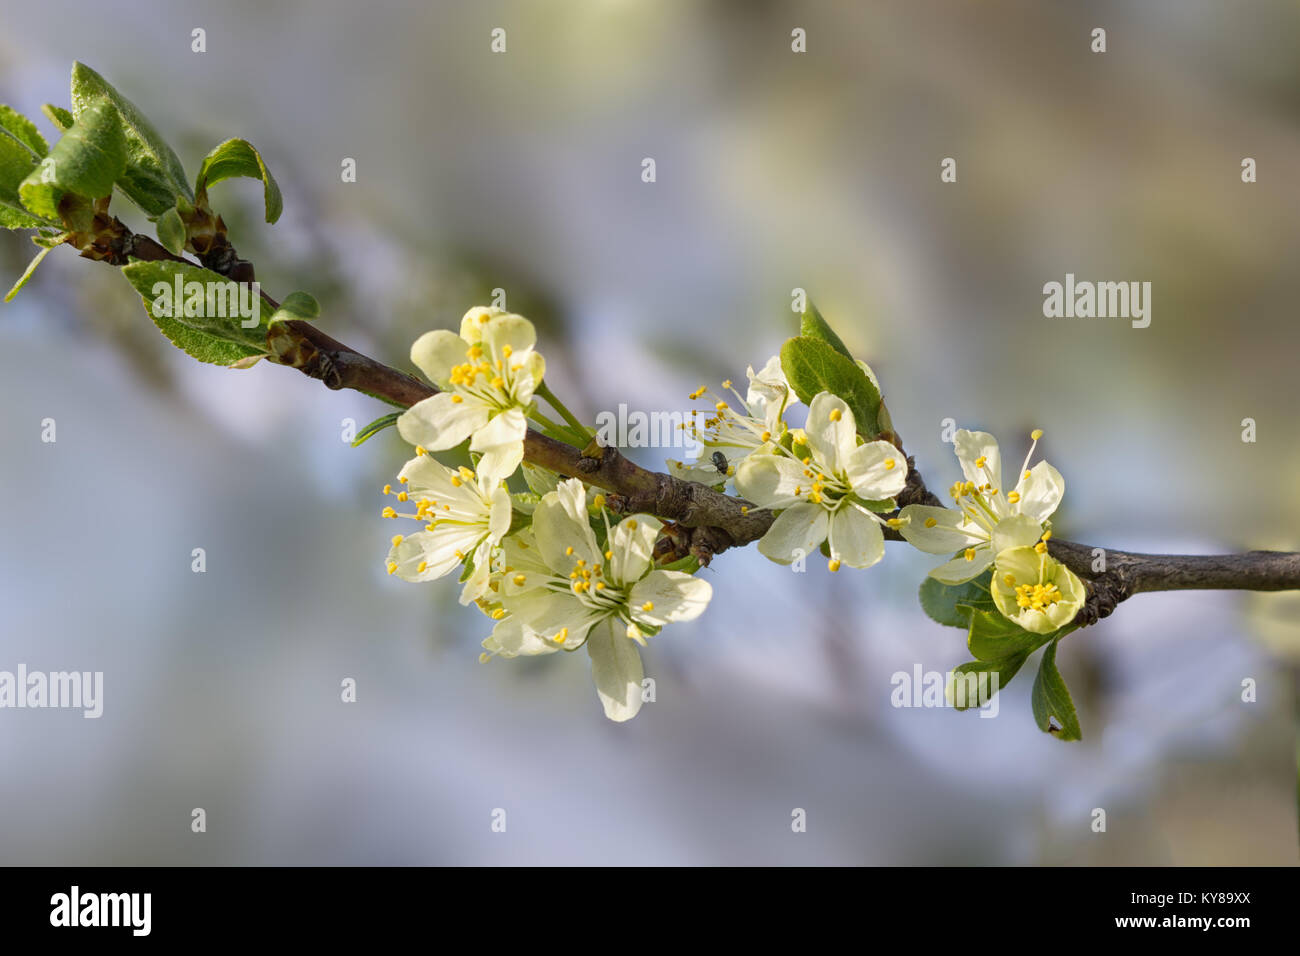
(828, 559, 841, 572)
(829, 408, 842, 422)
(382, 506, 397, 519)
(924, 517, 938, 528)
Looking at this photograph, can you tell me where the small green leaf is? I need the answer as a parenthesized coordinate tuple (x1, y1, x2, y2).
(270, 290, 319, 323)
(948, 655, 1028, 711)
(5, 244, 56, 301)
(1, 128, 48, 228)
(120, 259, 271, 366)
(855, 496, 897, 513)
(19, 100, 127, 219)
(1031, 638, 1082, 741)
(966, 608, 1052, 662)
(779, 335, 883, 436)
(156, 205, 186, 255)
(350, 411, 400, 447)
(919, 570, 995, 628)
(70, 61, 192, 216)
(195, 138, 283, 223)
(0, 105, 48, 157)
(31, 229, 68, 249)
(42, 104, 74, 134)
(798, 299, 853, 359)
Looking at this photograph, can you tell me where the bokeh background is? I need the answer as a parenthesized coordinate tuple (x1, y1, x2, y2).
(2, 0, 1298, 864)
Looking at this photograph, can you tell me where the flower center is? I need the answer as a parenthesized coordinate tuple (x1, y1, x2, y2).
(558, 556, 627, 611)
(1015, 581, 1061, 612)
(449, 342, 524, 407)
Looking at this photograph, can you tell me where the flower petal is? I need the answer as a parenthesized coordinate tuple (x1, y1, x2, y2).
(991, 513, 1043, 554)
(532, 485, 599, 570)
(898, 505, 986, 554)
(843, 439, 907, 500)
(735, 453, 807, 509)
(1014, 461, 1064, 523)
(828, 506, 885, 568)
(397, 392, 488, 451)
(483, 616, 558, 658)
(586, 619, 644, 722)
(470, 406, 527, 482)
(387, 528, 476, 582)
(410, 329, 470, 387)
(608, 514, 661, 586)
(482, 314, 537, 360)
(629, 570, 713, 626)
(757, 501, 829, 565)
(805, 392, 857, 474)
(928, 546, 994, 584)
(954, 429, 1003, 494)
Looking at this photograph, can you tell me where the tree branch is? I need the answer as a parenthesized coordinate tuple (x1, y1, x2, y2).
(82, 218, 1300, 623)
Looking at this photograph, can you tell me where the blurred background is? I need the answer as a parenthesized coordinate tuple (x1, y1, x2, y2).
(2, 0, 1298, 864)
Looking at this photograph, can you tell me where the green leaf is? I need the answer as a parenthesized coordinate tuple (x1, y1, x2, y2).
(0, 128, 48, 228)
(70, 61, 192, 216)
(0, 105, 48, 157)
(919, 570, 995, 628)
(42, 104, 74, 134)
(4, 244, 56, 301)
(798, 299, 853, 359)
(1031, 639, 1082, 741)
(19, 100, 126, 219)
(270, 290, 319, 323)
(120, 259, 270, 366)
(948, 655, 1028, 711)
(195, 138, 283, 224)
(155, 205, 186, 255)
(779, 335, 883, 436)
(350, 411, 400, 447)
(966, 608, 1052, 662)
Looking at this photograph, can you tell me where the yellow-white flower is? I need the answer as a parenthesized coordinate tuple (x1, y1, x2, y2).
(991, 543, 1085, 634)
(735, 391, 907, 571)
(397, 306, 546, 483)
(667, 356, 795, 485)
(381, 453, 512, 605)
(899, 428, 1064, 584)
(481, 479, 712, 721)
